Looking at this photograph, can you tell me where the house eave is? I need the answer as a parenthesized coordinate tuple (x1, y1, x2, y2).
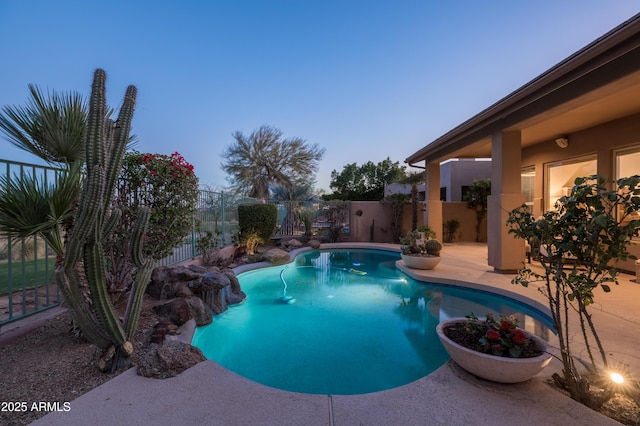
(406, 13, 640, 166)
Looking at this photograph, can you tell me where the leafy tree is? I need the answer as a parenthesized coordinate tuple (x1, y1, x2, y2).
(221, 125, 325, 200)
(507, 175, 640, 410)
(328, 157, 406, 201)
(464, 178, 491, 242)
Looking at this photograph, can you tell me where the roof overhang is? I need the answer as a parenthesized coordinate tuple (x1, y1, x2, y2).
(406, 13, 640, 166)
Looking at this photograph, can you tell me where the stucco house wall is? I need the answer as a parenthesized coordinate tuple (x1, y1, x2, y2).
(343, 200, 485, 244)
(440, 159, 492, 202)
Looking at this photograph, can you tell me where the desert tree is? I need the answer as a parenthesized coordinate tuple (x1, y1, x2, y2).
(221, 125, 324, 200)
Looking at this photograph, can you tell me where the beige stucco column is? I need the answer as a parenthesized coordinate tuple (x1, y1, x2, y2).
(425, 161, 443, 241)
(488, 131, 525, 272)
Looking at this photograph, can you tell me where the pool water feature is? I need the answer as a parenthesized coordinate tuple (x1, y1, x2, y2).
(192, 249, 552, 395)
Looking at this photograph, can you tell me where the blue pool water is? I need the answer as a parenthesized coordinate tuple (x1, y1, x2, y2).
(192, 249, 552, 395)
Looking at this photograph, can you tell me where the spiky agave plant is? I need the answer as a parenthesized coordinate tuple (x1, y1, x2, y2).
(55, 69, 154, 372)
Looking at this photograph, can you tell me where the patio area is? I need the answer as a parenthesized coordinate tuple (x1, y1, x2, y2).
(30, 243, 640, 425)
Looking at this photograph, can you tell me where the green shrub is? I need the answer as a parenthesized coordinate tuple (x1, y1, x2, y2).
(238, 204, 277, 242)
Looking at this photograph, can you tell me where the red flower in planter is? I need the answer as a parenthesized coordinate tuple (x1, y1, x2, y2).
(500, 319, 513, 331)
(477, 313, 533, 358)
(512, 329, 527, 345)
(486, 330, 501, 341)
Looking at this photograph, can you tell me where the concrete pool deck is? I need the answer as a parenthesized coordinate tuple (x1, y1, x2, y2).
(27, 243, 640, 424)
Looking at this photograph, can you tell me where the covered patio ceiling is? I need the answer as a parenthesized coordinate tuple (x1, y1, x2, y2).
(406, 13, 640, 165)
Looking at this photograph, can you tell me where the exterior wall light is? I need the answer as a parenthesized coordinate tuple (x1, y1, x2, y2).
(555, 137, 570, 148)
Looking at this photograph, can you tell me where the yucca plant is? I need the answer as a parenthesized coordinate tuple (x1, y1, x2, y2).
(0, 85, 86, 258)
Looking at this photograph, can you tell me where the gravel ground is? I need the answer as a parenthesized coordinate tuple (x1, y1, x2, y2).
(0, 305, 159, 425)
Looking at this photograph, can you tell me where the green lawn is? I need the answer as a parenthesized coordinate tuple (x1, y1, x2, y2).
(0, 258, 56, 295)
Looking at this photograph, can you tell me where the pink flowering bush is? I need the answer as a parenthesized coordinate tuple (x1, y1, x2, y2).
(104, 151, 198, 301)
(118, 151, 199, 260)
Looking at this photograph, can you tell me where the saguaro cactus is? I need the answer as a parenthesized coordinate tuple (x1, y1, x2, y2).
(55, 69, 153, 372)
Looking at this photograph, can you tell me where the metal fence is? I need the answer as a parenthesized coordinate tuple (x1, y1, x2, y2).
(154, 191, 258, 267)
(1, 160, 63, 328)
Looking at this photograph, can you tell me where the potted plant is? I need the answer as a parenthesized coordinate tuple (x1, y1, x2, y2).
(399, 227, 441, 270)
(436, 313, 552, 383)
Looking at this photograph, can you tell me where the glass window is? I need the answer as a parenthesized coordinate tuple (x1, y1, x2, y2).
(440, 187, 447, 201)
(615, 146, 640, 236)
(616, 146, 640, 179)
(460, 185, 470, 202)
(521, 167, 535, 212)
(545, 156, 596, 211)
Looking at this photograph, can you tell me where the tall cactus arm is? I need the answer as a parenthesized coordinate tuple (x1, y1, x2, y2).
(103, 86, 136, 208)
(55, 269, 112, 349)
(83, 243, 126, 345)
(124, 206, 150, 339)
(64, 69, 109, 268)
(85, 69, 107, 169)
(102, 207, 121, 239)
(123, 260, 154, 339)
(130, 207, 150, 268)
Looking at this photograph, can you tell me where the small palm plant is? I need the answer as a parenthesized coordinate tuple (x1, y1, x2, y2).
(0, 86, 87, 260)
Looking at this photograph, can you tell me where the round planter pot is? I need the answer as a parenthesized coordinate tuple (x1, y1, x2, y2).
(436, 318, 552, 384)
(401, 254, 441, 270)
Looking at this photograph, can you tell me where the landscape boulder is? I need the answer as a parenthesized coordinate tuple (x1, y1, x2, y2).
(148, 265, 205, 299)
(153, 298, 192, 326)
(308, 239, 321, 249)
(137, 341, 206, 379)
(209, 244, 236, 265)
(185, 295, 213, 326)
(283, 238, 303, 249)
(263, 248, 291, 265)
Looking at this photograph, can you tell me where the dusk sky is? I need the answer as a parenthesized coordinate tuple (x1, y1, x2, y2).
(1, 1, 638, 193)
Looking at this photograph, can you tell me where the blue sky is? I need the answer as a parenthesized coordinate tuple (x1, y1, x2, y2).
(0, 1, 638, 193)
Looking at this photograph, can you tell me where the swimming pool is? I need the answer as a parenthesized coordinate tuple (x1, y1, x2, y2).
(192, 248, 552, 395)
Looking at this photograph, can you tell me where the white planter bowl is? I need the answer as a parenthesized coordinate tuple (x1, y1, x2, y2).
(401, 254, 441, 270)
(436, 318, 552, 383)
